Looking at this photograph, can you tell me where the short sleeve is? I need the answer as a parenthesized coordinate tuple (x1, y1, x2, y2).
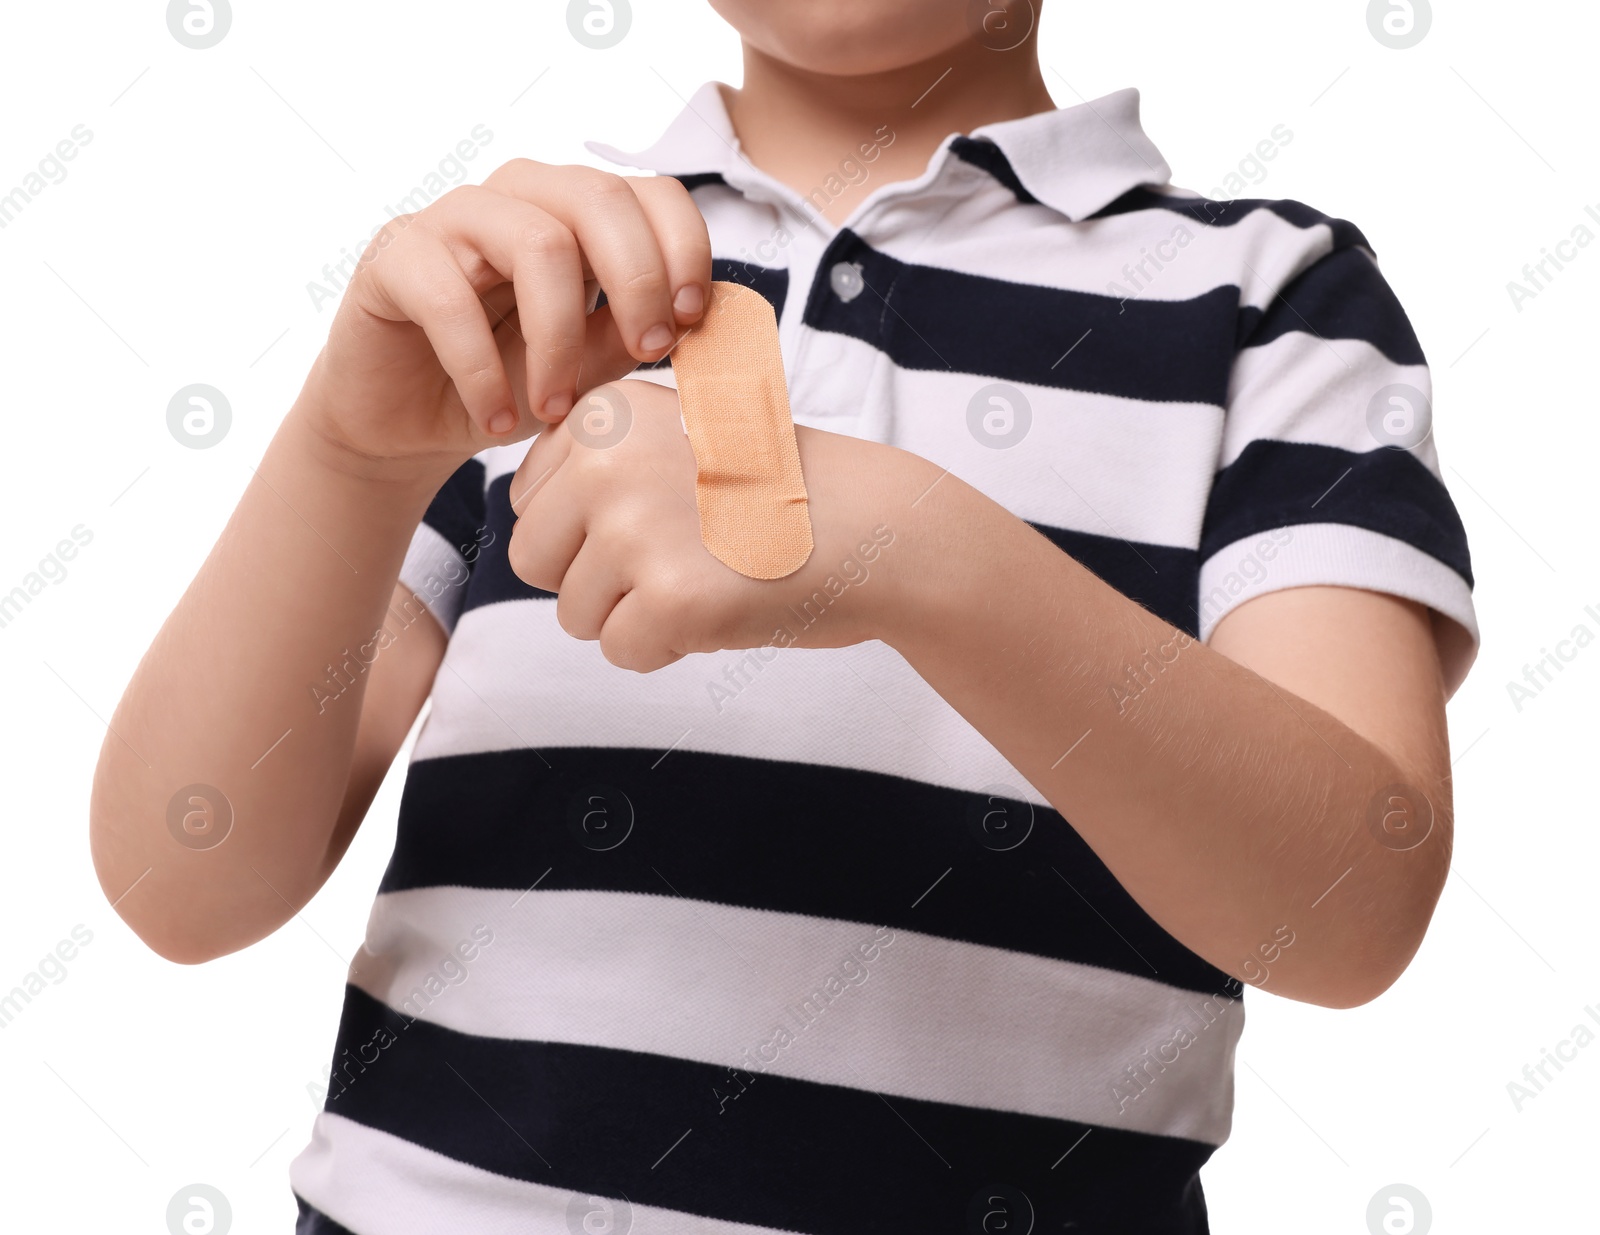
(1197, 206, 1478, 694)
(396, 455, 489, 637)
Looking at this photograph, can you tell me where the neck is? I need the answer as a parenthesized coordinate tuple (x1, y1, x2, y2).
(721, 39, 1056, 226)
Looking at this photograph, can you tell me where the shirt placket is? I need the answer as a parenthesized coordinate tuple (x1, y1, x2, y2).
(720, 142, 966, 444)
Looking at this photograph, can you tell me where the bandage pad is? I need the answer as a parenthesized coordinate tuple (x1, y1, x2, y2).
(670, 281, 814, 580)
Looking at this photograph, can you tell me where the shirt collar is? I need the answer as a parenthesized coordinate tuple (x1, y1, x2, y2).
(584, 80, 1171, 222)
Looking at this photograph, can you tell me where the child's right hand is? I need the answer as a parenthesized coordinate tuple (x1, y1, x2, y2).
(295, 159, 712, 482)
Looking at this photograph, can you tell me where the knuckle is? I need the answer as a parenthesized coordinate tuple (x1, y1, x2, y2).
(541, 336, 587, 366)
(555, 597, 594, 641)
(514, 217, 574, 261)
(575, 169, 635, 209)
(421, 279, 474, 323)
(506, 531, 554, 593)
(562, 442, 621, 489)
(507, 459, 552, 517)
(599, 624, 649, 673)
(348, 217, 413, 282)
(357, 223, 396, 263)
(484, 157, 543, 188)
(631, 177, 708, 248)
(456, 359, 502, 395)
(410, 200, 455, 242)
(640, 173, 692, 205)
(615, 263, 670, 300)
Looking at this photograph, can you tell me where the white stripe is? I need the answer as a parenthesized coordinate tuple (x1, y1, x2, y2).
(478, 438, 537, 487)
(397, 522, 470, 635)
(698, 185, 811, 269)
(490, 353, 1220, 551)
(840, 358, 1222, 547)
(970, 87, 1170, 222)
(1198, 522, 1480, 691)
(291, 1110, 799, 1235)
(347, 886, 1244, 1146)
(854, 177, 1337, 311)
(414, 600, 1049, 803)
(1224, 332, 1440, 474)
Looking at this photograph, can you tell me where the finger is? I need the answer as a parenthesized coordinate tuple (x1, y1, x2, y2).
(505, 455, 588, 594)
(360, 232, 517, 436)
(424, 185, 588, 430)
(506, 499, 585, 596)
(508, 420, 574, 517)
(599, 587, 685, 674)
(553, 540, 630, 643)
(576, 303, 669, 392)
(479, 282, 519, 331)
(498, 303, 644, 427)
(481, 160, 679, 364)
(627, 176, 714, 325)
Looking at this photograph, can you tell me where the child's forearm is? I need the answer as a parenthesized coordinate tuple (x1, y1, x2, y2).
(90, 390, 448, 964)
(92, 157, 716, 964)
(877, 471, 1453, 1009)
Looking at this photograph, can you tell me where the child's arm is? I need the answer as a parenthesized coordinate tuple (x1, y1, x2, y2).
(88, 413, 449, 964)
(505, 383, 1458, 1012)
(870, 494, 1453, 1011)
(90, 163, 712, 963)
(313, 579, 449, 888)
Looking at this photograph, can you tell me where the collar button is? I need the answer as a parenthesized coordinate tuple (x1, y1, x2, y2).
(829, 261, 865, 303)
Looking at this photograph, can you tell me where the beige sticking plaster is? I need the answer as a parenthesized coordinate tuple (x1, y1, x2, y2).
(670, 281, 814, 580)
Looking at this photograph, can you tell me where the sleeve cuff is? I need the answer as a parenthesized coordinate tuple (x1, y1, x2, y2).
(1198, 522, 1479, 696)
(396, 522, 472, 637)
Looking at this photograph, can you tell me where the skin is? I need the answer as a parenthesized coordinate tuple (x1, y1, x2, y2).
(708, 0, 1057, 224)
(92, 0, 1460, 1009)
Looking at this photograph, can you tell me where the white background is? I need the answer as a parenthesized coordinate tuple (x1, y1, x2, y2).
(0, 0, 1593, 1231)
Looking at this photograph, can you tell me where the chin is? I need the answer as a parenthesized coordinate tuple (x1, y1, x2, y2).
(709, 0, 979, 75)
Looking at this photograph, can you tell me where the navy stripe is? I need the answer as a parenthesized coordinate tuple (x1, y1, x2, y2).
(1087, 191, 1413, 360)
(670, 171, 727, 193)
(380, 746, 1241, 998)
(1033, 523, 1199, 636)
(462, 472, 553, 611)
(950, 136, 1041, 205)
(418, 457, 487, 572)
(709, 255, 789, 313)
(454, 449, 1469, 638)
(457, 472, 1203, 631)
(293, 1196, 358, 1235)
(1090, 187, 1373, 250)
(599, 257, 790, 371)
(1201, 440, 1473, 585)
(1236, 245, 1426, 366)
(321, 983, 1216, 1235)
(802, 229, 1240, 405)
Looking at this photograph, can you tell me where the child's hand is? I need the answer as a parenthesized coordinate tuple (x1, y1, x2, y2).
(294, 160, 711, 483)
(505, 379, 937, 671)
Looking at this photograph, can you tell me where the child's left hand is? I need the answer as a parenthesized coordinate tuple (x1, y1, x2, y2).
(505, 378, 937, 671)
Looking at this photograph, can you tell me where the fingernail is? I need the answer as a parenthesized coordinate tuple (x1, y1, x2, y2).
(640, 323, 674, 353)
(488, 408, 517, 435)
(673, 284, 704, 317)
(542, 393, 571, 421)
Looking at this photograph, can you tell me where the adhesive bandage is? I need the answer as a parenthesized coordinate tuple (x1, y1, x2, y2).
(670, 281, 814, 580)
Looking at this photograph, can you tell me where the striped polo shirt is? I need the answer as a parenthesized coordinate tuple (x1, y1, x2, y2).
(290, 82, 1477, 1234)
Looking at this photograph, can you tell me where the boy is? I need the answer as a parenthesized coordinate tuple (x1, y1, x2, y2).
(91, 1, 1476, 1231)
